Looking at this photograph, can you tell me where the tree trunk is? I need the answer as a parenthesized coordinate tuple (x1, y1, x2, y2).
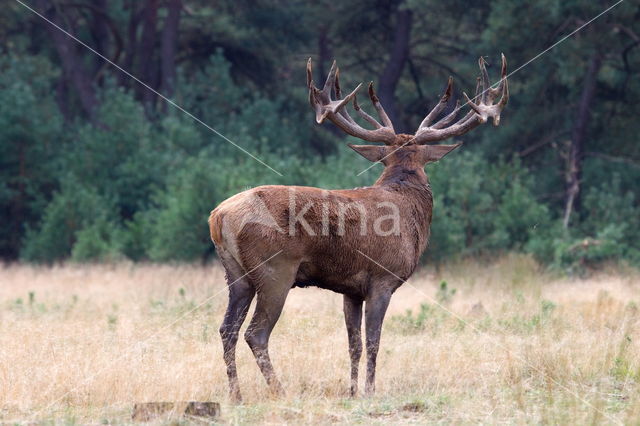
(378, 8, 412, 133)
(120, 0, 140, 87)
(137, 0, 159, 109)
(90, 0, 109, 76)
(563, 53, 602, 228)
(160, 0, 181, 102)
(38, 0, 98, 121)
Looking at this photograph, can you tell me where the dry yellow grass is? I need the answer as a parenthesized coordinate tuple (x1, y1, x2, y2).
(1, 254, 639, 424)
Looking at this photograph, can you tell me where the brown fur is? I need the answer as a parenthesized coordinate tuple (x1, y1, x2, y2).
(209, 138, 460, 401)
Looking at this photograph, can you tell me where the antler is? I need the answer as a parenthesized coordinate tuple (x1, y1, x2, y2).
(307, 59, 396, 145)
(412, 54, 509, 144)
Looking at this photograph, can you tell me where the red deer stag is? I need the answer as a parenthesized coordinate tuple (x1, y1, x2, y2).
(209, 55, 508, 402)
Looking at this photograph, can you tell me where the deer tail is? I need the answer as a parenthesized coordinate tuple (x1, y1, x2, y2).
(208, 209, 224, 246)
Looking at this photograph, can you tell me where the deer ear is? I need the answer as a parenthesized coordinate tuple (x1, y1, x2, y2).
(348, 144, 389, 163)
(420, 143, 462, 163)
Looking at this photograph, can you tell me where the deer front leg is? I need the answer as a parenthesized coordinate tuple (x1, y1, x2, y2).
(343, 295, 363, 397)
(364, 289, 392, 395)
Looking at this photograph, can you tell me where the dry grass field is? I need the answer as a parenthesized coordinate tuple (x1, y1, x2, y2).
(1, 254, 639, 424)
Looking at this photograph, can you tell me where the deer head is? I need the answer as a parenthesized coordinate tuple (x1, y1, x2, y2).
(307, 56, 509, 174)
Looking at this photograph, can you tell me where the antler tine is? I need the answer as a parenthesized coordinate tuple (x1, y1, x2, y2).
(474, 76, 481, 100)
(306, 58, 396, 144)
(497, 53, 509, 108)
(462, 91, 485, 122)
(334, 67, 342, 99)
(487, 62, 501, 100)
(306, 58, 314, 89)
(478, 57, 490, 104)
(322, 60, 338, 96)
(431, 99, 460, 130)
(368, 83, 394, 131)
(412, 54, 509, 144)
(335, 66, 386, 128)
(333, 67, 356, 123)
(353, 94, 383, 129)
(419, 76, 454, 129)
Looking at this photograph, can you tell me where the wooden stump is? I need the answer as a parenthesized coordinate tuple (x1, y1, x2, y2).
(132, 401, 220, 422)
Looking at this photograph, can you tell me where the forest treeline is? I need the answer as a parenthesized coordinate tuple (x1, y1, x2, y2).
(0, 0, 639, 270)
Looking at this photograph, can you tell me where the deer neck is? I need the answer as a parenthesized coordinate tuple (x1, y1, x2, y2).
(372, 165, 433, 264)
(374, 165, 433, 223)
(374, 165, 430, 189)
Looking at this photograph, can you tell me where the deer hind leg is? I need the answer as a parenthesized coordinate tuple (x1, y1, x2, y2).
(244, 259, 297, 397)
(218, 253, 255, 403)
(364, 288, 392, 396)
(343, 295, 363, 397)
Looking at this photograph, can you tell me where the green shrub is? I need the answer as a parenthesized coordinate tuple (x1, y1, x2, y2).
(71, 218, 122, 262)
(426, 152, 550, 262)
(147, 153, 226, 261)
(527, 174, 640, 272)
(21, 179, 120, 262)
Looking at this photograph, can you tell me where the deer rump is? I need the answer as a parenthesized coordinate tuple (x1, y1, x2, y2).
(209, 184, 431, 297)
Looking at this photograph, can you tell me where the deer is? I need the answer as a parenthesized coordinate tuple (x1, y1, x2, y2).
(209, 55, 508, 402)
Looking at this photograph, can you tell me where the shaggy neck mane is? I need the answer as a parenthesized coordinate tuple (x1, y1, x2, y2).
(374, 165, 429, 189)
